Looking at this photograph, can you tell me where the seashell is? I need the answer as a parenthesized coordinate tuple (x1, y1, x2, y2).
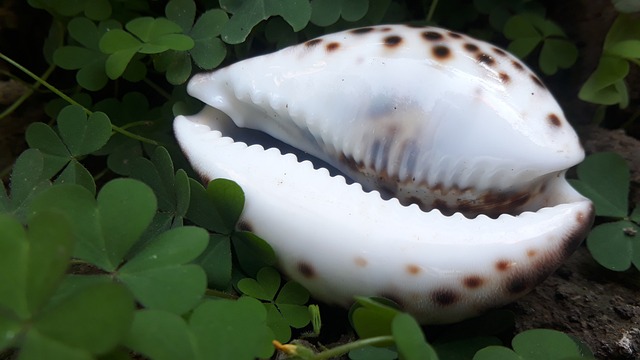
(174, 24, 594, 324)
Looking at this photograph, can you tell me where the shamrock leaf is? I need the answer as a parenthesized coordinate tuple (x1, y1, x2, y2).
(220, 0, 311, 44)
(473, 329, 594, 359)
(310, 0, 369, 27)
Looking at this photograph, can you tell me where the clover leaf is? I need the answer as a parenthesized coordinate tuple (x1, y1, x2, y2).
(130, 146, 191, 232)
(473, 329, 594, 359)
(190, 297, 275, 359)
(392, 314, 439, 360)
(503, 13, 577, 75)
(159, 0, 229, 84)
(53, 18, 120, 91)
(0, 212, 135, 358)
(569, 152, 639, 271)
(117, 226, 208, 314)
(349, 297, 401, 340)
(219, 0, 311, 44)
(237, 267, 311, 342)
(124, 310, 198, 360)
(187, 178, 275, 283)
(1, 149, 51, 221)
(26, 105, 112, 194)
(29, 179, 155, 271)
(100, 17, 194, 79)
(310, 0, 369, 27)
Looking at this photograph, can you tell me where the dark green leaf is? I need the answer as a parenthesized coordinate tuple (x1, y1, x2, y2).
(57, 105, 112, 156)
(84, 0, 112, 20)
(166, 0, 196, 32)
(189, 297, 275, 359)
(569, 152, 629, 217)
(207, 178, 245, 231)
(392, 313, 438, 360)
(512, 329, 590, 358)
(34, 283, 134, 355)
(349, 346, 397, 360)
(232, 231, 276, 276)
(97, 179, 157, 270)
(586, 221, 638, 271)
(350, 297, 401, 340)
(195, 234, 232, 289)
(25, 211, 74, 315)
(237, 267, 281, 301)
(578, 56, 630, 106)
(118, 264, 206, 314)
(0, 213, 29, 319)
(186, 179, 228, 233)
(220, 0, 311, 44)
(124, 309, 198, 360)
(55, 160, 96, 194)
(20, 330, 93, 360)
(190, 9, 228, 69)
(7, 149, 51, 219)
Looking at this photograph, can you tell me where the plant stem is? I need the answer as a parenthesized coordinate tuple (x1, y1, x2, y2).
(426, 0, 439, 23)
(0, 52, 161, 146)
(144, 78, 172, 100)
(311, 336, 394, 360)
(0, 62, 57, 120)
(0, 52, 80, 111)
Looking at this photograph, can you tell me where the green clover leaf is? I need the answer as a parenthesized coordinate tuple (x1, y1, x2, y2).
(310, 0, 369, 27)
(220, 0, 311, 44)
(473, 329, 594, 359)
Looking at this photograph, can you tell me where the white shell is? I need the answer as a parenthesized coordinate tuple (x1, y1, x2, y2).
(174, 25, 594, 324)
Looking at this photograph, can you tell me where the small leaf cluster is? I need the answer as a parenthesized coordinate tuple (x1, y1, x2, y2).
(570, 152, 640, 271)
(276, 297, 594, 359)
(503, 13, 578, 75)
(579, 15, 640, 108)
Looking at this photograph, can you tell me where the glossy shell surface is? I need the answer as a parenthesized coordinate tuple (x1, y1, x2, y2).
(174, 24, 594, 323)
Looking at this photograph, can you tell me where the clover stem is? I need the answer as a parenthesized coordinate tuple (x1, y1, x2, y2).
(311, 336, 394, 360)
(426, 0, 439, 23)
(0, 52, 161, 146)
(144, 78, 172, 100)
(0, 62, 56, 120)
(0, 52, 80, 112)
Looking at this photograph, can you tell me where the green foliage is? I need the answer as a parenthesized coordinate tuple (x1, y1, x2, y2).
(570, 152, 639, 271)
(579, 15, 640, 108)
(237, 267, 311, 342)
(503, 13, 578, 75)
(0, 212, 135, 358)
(2, 0, 623, 358)
(473, 329, 594, 359)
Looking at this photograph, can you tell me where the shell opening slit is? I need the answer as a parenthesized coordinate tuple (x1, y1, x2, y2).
(174, 24, 595, 324)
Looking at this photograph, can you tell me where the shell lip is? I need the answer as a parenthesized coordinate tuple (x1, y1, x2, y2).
(175, 105, 592, 220)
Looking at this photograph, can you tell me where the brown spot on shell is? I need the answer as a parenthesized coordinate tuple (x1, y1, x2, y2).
(431, 288, 460, 306)
(530, 74, 545, 88)
(499, 72, 510, 83)
(237, 220, 253, 232)
(492, 47, 507, 56)
(297, 261, 316, 278)
(422, 31, 443, 41)
(406, 264, 421, 275)
(547, 113, 562, 127)
(512, 60, 524, 71)
(477, 53, 495, 66)
(463, 276, 485, 289)
(464, 43, 479, 52)
(384, 35, 403, 47)
(506, 275, 529, 294)
(432, 45, 451, 59)
(326, 42, 340, 52)
(448, 31, 462, 39)
(496, 259, 515, 272)
(380, 27, 392, 32)
(527, 249, 538, 258)
(351, 27, 374, 34)
(354, 257, 368, 267)
(305, 39, 322, 48)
